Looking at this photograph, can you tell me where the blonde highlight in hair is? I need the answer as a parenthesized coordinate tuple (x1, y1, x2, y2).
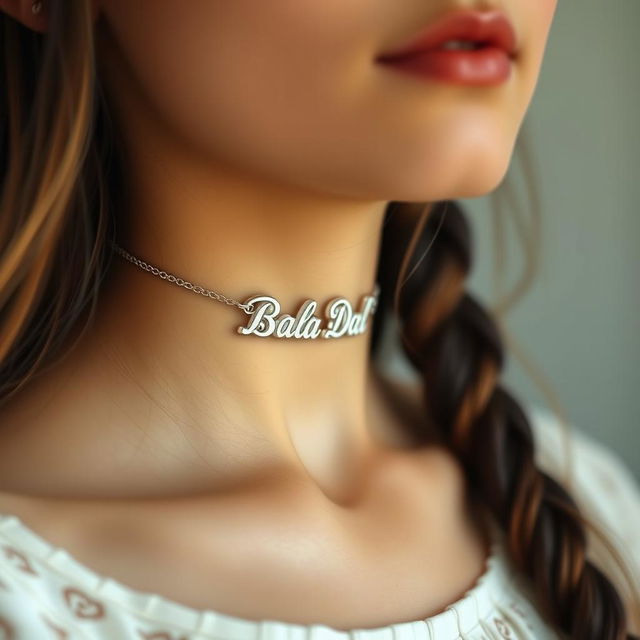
(0, 0, 116, 403)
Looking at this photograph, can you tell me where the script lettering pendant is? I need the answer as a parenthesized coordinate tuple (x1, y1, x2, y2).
(236, 283, 380, 339)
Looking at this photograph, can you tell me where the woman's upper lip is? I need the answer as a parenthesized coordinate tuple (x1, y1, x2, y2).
(376, 8, 519, 61)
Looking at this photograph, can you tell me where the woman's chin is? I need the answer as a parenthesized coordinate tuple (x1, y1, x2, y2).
(376, 158, 511, 203)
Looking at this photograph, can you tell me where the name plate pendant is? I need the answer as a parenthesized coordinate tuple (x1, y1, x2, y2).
(236, 283, 380, 340)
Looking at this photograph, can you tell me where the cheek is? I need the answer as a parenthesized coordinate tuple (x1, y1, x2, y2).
(99, 0, 560, 202)
(98, 0, 372, 171)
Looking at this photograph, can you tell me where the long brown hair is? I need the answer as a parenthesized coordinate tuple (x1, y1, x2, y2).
(1, 3, 639, 638)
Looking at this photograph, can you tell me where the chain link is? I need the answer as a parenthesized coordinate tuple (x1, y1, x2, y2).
(111, 243, 255, 314)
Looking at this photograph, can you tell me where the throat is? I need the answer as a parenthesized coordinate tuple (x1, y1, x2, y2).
(275, 368, 420, 508)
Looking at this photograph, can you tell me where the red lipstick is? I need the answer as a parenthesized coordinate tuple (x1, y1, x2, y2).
(376, 9, 519, 87)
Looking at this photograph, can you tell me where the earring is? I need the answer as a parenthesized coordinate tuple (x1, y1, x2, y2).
(32, 1, 43, 14)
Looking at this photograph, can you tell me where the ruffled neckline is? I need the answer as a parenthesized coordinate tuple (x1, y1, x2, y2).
(0, 509, 519, 639)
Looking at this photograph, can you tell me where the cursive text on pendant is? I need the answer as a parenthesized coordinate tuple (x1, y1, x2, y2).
(236, 284, 380, 339)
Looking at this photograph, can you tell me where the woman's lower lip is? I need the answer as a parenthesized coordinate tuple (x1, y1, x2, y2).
(377, 47, 514, 86)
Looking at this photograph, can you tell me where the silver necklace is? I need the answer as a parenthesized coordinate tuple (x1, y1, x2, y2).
(111, 243, 380, 340)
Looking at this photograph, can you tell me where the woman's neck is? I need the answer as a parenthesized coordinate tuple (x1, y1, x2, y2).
(87, 137, 394, 500)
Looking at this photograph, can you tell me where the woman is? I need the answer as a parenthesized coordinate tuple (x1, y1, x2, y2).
(0, 1, 638, 639)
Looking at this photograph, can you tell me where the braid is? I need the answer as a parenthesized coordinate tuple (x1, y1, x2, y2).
(372, 200, 638, 640)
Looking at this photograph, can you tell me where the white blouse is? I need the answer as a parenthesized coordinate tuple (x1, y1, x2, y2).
(0, 402, 638, 640)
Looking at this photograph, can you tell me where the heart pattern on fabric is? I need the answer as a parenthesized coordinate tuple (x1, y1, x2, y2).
(494, 616, 515, 638)
(62, 587, 106, 620)
(2, 545, 38, 575)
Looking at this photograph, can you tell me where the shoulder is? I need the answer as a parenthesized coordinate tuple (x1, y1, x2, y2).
(523, 401, 640, 593)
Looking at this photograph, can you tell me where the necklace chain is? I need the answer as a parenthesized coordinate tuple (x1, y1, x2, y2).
(111, 242, 256, 314)
(110, 242, 381, 340)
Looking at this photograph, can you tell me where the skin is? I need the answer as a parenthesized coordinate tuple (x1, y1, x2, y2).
(0, 0, 558, 629)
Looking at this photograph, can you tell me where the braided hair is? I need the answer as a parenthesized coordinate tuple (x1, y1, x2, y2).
(370, 199, 639, 640)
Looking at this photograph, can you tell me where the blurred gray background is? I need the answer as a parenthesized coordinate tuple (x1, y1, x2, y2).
(384, 0, 640, 480)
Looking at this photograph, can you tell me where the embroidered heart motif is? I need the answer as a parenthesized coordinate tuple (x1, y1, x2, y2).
(137, 631, 189, 640)
(62, 587, 106, 620)
(2, 546, 38, 575)
(39, 614, 69, 639)
(493, 616, 514, 639)
(0, 616, 15, 640)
